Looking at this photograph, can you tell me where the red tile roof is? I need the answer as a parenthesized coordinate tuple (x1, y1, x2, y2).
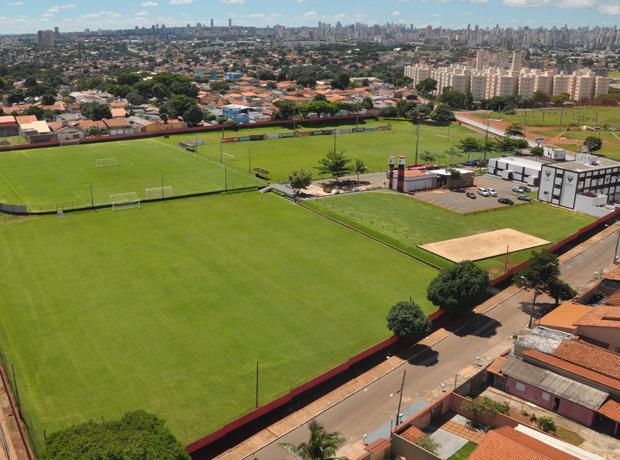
(553, 340, 620, 380)
(103, 118, 132, 128)
(522, 348, 620, 392)
(469, 427, 577, 460)
(15, 115, 38, 126)
(575, 306, 620, 329)
(598, 399, 620, 423)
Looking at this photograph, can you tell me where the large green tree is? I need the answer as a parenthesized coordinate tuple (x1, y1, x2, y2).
(316, 150, 352, 183)
(584, 136, 602, 152)
(43, 411, 189, 460)
(387, 300, 431, 343)
(80, 102, 112, 121)
(427, 261, 489, 313)
(415, 78, 437, 97)
(280, 420, 346, 460)
(289, 169, 312, 196)
(429, 104, 455, 123)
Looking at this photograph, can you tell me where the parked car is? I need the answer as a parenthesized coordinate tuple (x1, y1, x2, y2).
(488, 188, 497, 197)
(498, 198, 514, 205)
(521, 186, 531, 193)
(517, 194, 532, 202)
(466, 192, 477, 199)
(477, 187, 490, 197)
(512, 185, 525, 193)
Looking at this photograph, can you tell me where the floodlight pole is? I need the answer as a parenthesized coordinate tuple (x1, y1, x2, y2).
(90, 183, 94, 209)
(220, 125, 224, 163)
(255, 360, 260, 408)
(414, 119, 421, 166)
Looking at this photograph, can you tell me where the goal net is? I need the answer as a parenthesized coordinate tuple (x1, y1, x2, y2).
(145, 186, 174, 200)
(96, 158, 118, 168)
(110, 192, 140, 211)
(59, 138, 81, 147)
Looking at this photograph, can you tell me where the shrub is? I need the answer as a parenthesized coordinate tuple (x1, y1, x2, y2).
(416, 435, 440, 454)
(537, 416, 556, 433)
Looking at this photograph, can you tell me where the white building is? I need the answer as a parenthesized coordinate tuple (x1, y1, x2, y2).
(538, 155, 620, 216)
(487, 156, 543, 186)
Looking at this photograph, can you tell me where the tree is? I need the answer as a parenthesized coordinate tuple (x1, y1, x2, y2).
(331, 73, 350, 90)
(537, 416, 556, 433)
(127, 91, 146, 106)
(387, 300, 431, 344)
(429, 104, 455, 123)
(514, 251, 568, 325)
(362, 96, 374, 110)
(530, 146, 544, 156)
(438, 89, 473, 110)
(183, 106, 203, 127)
(316, 150, 352, 183)
(416, 435, 440, 454)
(273, 100, 298, 119)
(289, 169, 312, 196)
(505, 123, 524, 137)
(415, 78, 437, 97)
(280, 420, 346, 460)
(80, 102, 112, 121)
(353, 159, 367, 183)
(547, 279, 577, 307)
(445, 147, 462, 164)
(43, 410, 189, 460)
(427, 261, 489, 313)
(165, 95, 198, 119)
(532, 90, 550, 106)
(420, 151, 436, 164)
(41, 93, 56, 105)
(584, 135, 602, 152)
(457, 136, 483, 154)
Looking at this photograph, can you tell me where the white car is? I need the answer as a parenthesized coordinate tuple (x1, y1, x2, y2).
(488, 188, 497, 197)
(477, 187, 490, 197)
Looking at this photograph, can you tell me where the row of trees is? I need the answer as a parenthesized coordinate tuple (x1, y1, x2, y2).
(387, 251, 576, 344)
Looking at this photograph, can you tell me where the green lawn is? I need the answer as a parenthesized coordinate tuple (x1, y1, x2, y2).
(0, 138, 262, 212)
(529, 129, 620, 161)
(448, 441, 478, 460)
(474, 107, 620, 129)
(307, 191, 594, 275)
(167, 119, 486, 183)
(0, 192, 438, 448)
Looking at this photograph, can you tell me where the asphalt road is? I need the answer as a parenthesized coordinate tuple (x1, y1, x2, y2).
(247, 228, 619, 460)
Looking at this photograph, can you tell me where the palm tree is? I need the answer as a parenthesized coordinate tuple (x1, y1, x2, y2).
(280, 420, 347, 460)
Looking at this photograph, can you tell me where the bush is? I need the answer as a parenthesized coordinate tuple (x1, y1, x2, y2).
(537, 416, 556, 433)
(416, 435, 440, 454)
(460, 398, 498, 420)
(482, 397, 509, 415)
(387, 300, 431, 344)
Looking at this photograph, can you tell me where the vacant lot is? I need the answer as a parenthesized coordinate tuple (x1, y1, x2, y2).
(474, 107, 620, 129)
(307, 191, 594, 274)
(0, 192, 438, 446)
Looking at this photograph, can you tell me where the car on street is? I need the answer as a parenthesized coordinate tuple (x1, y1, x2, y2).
(498, 198, 514, 205)
(512, 185, 525, 193)
(477, 187, 490, 197)
(521, 185, 531, 192)
(517, 194, 532, 202)
(488, 188, 497, 197)
(466, 192, 476, 199)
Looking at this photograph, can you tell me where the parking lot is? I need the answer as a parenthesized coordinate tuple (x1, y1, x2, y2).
(414, 175, 535, 213)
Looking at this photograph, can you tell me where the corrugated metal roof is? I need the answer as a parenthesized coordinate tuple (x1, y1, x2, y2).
(501, 355, 608, 411)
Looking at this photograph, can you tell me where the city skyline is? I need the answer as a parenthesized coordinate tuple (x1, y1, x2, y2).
(1, 0, 619, 35)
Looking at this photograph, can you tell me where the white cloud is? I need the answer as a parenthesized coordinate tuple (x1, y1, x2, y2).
(169, 0, 192, 4)
(392, 10, 401, 16)
(303, 10, 318, 19)
(6, 1, 24, 5)
(503, 0, 595, 7)
(221, 0, 245, 4)
(44, 3, 76, 16)
(141, 1, 158, 7)
(598, 2, 620, 14)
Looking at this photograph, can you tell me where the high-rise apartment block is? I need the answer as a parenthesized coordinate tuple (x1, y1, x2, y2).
(36, 30, 55, 48)
(405, 50, 611, 102)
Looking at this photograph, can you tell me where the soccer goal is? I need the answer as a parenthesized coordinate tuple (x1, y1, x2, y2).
(145, 186, 174, 200)
(96, 158, 118, 168)
(59, 138, 81, 147)
(110, 192, 140, 211)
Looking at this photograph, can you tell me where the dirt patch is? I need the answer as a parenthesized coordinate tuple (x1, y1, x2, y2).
(420, 228, 549, 263)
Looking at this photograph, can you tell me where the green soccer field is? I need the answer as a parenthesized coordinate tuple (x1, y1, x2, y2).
(474, 107, 620, 129)
(307, 191, 595, 275)
(0, 138, 262, 212)
(0, 192, 438, 447)
(167, 119, 485, 183)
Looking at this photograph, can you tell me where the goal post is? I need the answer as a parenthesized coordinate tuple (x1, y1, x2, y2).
(96, 158, 118, 168)
(110, 192, 140, 211)
(145, 186, 174, 200)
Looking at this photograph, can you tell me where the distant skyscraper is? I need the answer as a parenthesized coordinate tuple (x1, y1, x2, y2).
(54, 26, 59, 38)
(228, 18, 232, 28)
(37, 30, 55, 48)
(211, 18, 214, 28)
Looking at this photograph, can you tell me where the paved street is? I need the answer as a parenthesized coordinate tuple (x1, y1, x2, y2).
(223, 223, 619, 460)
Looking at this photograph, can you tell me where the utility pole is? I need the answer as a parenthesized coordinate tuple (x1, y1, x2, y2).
(90, 183, 94, 209)
(220, 125, 224, 163)
(394, 370, 407, 428)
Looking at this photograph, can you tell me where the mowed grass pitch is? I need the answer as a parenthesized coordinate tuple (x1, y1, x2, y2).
(168, 119, 486, 182)
(0, 138, 261, 211)
(307, 191, 594, 275)
(0, 192, 437, 445)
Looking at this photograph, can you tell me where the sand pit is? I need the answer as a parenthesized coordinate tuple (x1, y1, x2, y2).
(420, 228, 549, 263)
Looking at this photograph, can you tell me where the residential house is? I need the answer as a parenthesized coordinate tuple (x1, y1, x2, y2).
(0, 115, 18, 136)
(103, 118, 135, 136)
(111, 108, 127, 119)
(16, 115, 56, 144)
(128, 116, 160, 133)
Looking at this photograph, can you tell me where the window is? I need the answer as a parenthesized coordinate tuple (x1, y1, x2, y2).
(542, 391, 551, 401)
(515, 382, 526, 392)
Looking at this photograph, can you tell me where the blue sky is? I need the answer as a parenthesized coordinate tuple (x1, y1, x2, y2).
(1, 0, 618, 34)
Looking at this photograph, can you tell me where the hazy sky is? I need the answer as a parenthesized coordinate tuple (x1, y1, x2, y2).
(1, 0, 618, 34)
